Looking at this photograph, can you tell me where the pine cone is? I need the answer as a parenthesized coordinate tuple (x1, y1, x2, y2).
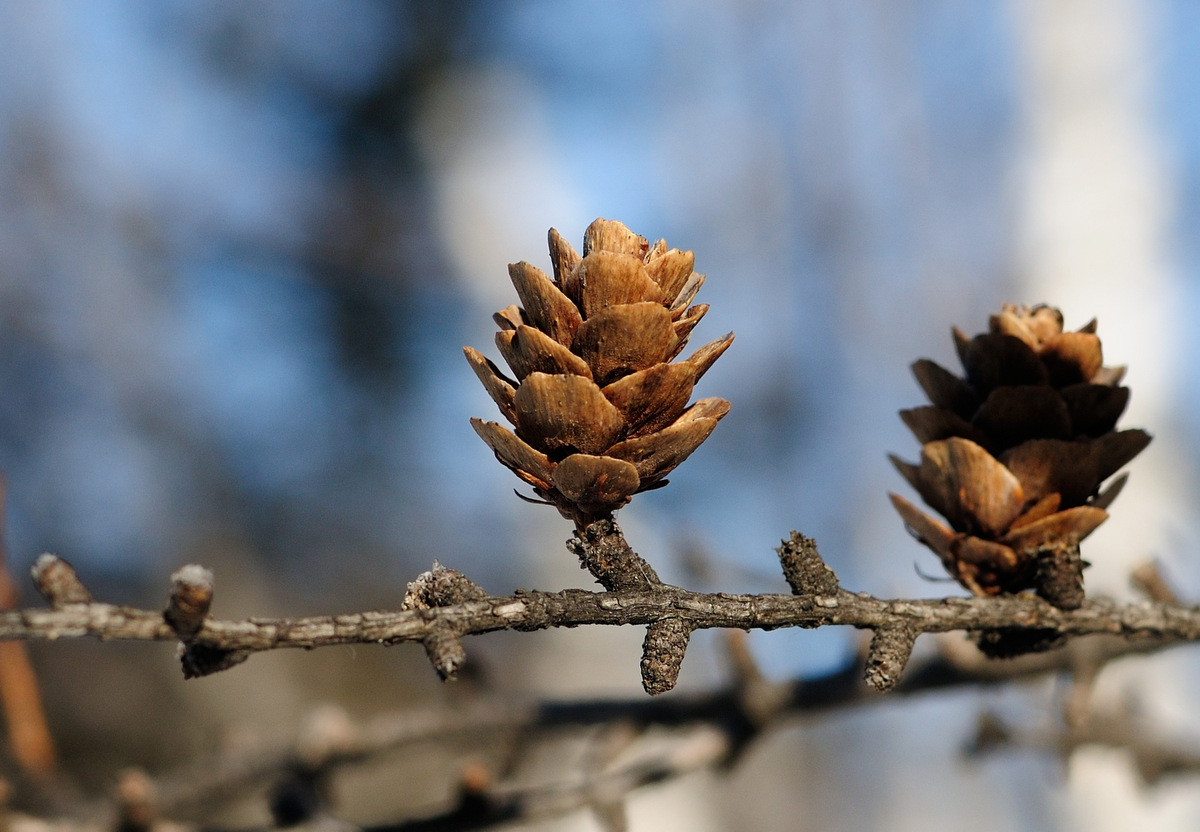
(889, 304, 1150, 607)
(465, 218, 734, 528)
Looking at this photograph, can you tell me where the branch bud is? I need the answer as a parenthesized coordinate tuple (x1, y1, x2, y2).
(163, 565, 214, 641)
(402, 565, 482, 681)
(864, 626, 917, 692)
(177, 642, 250, 679)
(567, 519, 661, 592)
(403, 562, 488, 610)
(640, 617, 692, 695)
(424, 627, 468, 681)
(1035, 543, 1085, 610)
(776, 532, 839, 597)
(30, 554, 91, 607)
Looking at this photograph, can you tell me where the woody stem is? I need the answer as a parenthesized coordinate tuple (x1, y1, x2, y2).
(567, 518, 662, 592)
(1034, 542, 1086, 611)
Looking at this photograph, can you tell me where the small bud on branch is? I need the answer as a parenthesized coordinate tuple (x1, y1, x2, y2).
(864, 626, 918, 692)
(31, 554, 91, 607)
(641, 617, 692, 695)
(163, 565, 214, 641)
(777, 532, 839, 596)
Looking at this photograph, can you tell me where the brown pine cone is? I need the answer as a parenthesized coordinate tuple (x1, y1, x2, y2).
(465, 218, 734, 528)
(889, 304, 1150, 607)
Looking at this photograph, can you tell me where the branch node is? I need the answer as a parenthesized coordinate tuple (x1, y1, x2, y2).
(640, 617, 692, 695)
(1034, 543, 1085, 610)
(400, 563, 483, 681)
(424, 627, 468, 681)
(167, 566, 237, 679)
(30, 553, 91, 607)
(975, 627, 1066, 659)
(163, 564, 214, 641)
(177, 642, 250, 680)
(776, 532, 839, 596)
(864, 626, 917, 692)
(403, 562, 489, 610)
(566, 519, 661, 592)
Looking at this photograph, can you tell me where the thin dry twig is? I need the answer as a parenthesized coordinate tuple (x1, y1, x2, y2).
(967, 707, 1200, 786)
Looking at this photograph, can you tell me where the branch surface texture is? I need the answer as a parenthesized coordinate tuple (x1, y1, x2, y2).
(9, 579, 1200, 652)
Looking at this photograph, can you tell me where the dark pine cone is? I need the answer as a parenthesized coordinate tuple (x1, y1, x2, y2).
(890, 304, 1150, 603)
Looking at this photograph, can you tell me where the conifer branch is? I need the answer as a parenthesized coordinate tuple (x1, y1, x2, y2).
(10, 553, 1200, 683)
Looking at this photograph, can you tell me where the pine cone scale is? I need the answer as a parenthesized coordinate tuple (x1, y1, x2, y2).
(672, 303, 709, 346)
(496, 325, 593, 381)
(601, 362, 697, 436)
(572, 302, 677, 385)
(919, 438, 1025, 537)
(470, 418, 554, 487)
(577, 251, 665, 318)
(1040, 331, 1102, 385)
(513, 373, 626, 456)
(583, 220, 648, 258)
(683, 332, 735, 380)
(507, 262, 581, 346)
(668, 273, 706, 315)
(1000, 505, 1107, 552)
(605, 415, 720, 484)
(645, 249, 695, 299)
(1060, 383, 1128, 436)
(962, 333, 1048, 391)
(552, 454, 641, 509)
(548, 227, 581, 284)
(1000, 439, 1098, 505)
(1006, 493, 1061, 529)
(493, 305, 526, 331)
(972, 386, 1073, 448)
(900, 405, 987, 446)
(463, 347, 517, 423)
(912, 358, 978, 415)
(682, 397, 732, 422)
